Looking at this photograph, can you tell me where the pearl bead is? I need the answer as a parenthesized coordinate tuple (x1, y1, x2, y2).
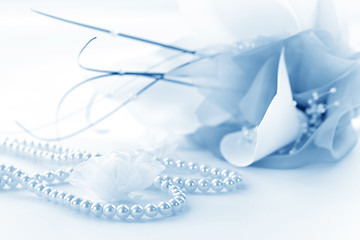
(158, 201, 172, 216)
(163, 175, 173, 183)
(70, 197, 82, 210)
(175, 160, 186, 169)
(130, 205, 144, 219)
(0, 177, 6, 188)
(163, 158, 175, 167)
(55, 169, 68, 182)
(32, 173, 43, 182)
(7, 176, 18, 188)
(103, 204, 116, 219)
(184, 179, 197, 193)
(56, 191, 66, 203)
(224, 178, 236, 191)
(173, 196, 186, 206)
(43, 171, 55, 183)
(49, 190, 59, 202)
(221, 169, 231, 179)
(172, 177, 185, 188)
(229, 171, 238, 178)
(160, 181, 173, 193)
(211, 179, 224, 192)
(198, 179, 210, 193)
(28, 180, 40, 192)
(199, 165, 211, 177)
(35, 184, 45, 196)
(169, 199, 182, 213)
(80, 200, 93, 214)
(188, 162, 199, 173)
(172, 192, 186, 200)
(20, 175, 30, 187)
(144, 203, 158, 218)
(74, 152, 83, 161)
(170, 189, 182, 196)
(0, 164, 6, 175)
(42, 187, 53, 199)
(117, 204, 130, 220)
(168, 185, 180, 193)
(231, 175, 242, 188)
(12, 170, 24, 181)
(53, 154, 61, 163)
(5, 165, 16, 176)
(63, 194, 75, 206)
(65, 168, 73, 176)
(210, 168, 221, 179)
(91, 203, 103, 217)
(153, 176, 164, 189)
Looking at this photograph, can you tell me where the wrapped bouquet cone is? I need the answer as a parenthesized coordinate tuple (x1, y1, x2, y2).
(220, 48, 305, 167)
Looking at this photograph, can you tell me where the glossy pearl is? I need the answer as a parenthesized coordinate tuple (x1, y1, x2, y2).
(28, 180, 40, 192)
(198, 179, 210, 193)
(12, 170, 24, 181)
(153, 176, 165, 189)
(0, 164, 6, 175)
(229, 171, 238, 178)
(80, 200, 93, 214)
(35, 184, 45, 196)
(20, 175, 30, 187)
(32, 173, 43, 182)
(158, 201, 172, 216)
(224, 178, 236, 191)
(163, 158, 175, 167)
(210, 168, 221, 179)
(170, 189, 182, 196)
(221, 169, 231, 179)
(174, 196, 186, 207)
(42, 187, 53, 199)
(162, 175, 173, 183)
(55, 169, 68, 182)
(172, 192, 186, 200)
(184, 179, 197, 193)
(0, 177, 6, 188)
(43, 171, 55, 183)
(56, 192, 66, 203)
(103, 204, 116, 219)
(160, 181, 173, 193)
(91, 203, 103, 217)
(172, 177, 185, 188)
(63, 194, 75, 206)
(188, 162, 199, 173)
(130, 205, 144, 219)
(199, 165, 211, 177)
(144, 203, 158, 218)
(168, 185, 180, 193)
(5, 165, 16, 176)
(175, 160, 186, 169)
(49, 190, 59, 202)
(70, 197, 82, 210)
(7, 176, 18, 188)
(169, 199, 182, 213)
(116, 204, 130, 220)
(211, 179, 224, 192)
(231, 175, 242, 188)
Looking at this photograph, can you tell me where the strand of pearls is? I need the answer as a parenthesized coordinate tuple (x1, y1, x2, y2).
(0, 163, 186, 220)
(0, 137, 242, 221)
(155, 158, 242, 193)
(0, 138, 93, 164)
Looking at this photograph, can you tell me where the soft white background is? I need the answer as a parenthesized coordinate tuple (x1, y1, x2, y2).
(1, 0, 360, 239)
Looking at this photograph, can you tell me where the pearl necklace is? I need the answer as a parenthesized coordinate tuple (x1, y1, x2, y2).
(0, 138, 242, 221)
